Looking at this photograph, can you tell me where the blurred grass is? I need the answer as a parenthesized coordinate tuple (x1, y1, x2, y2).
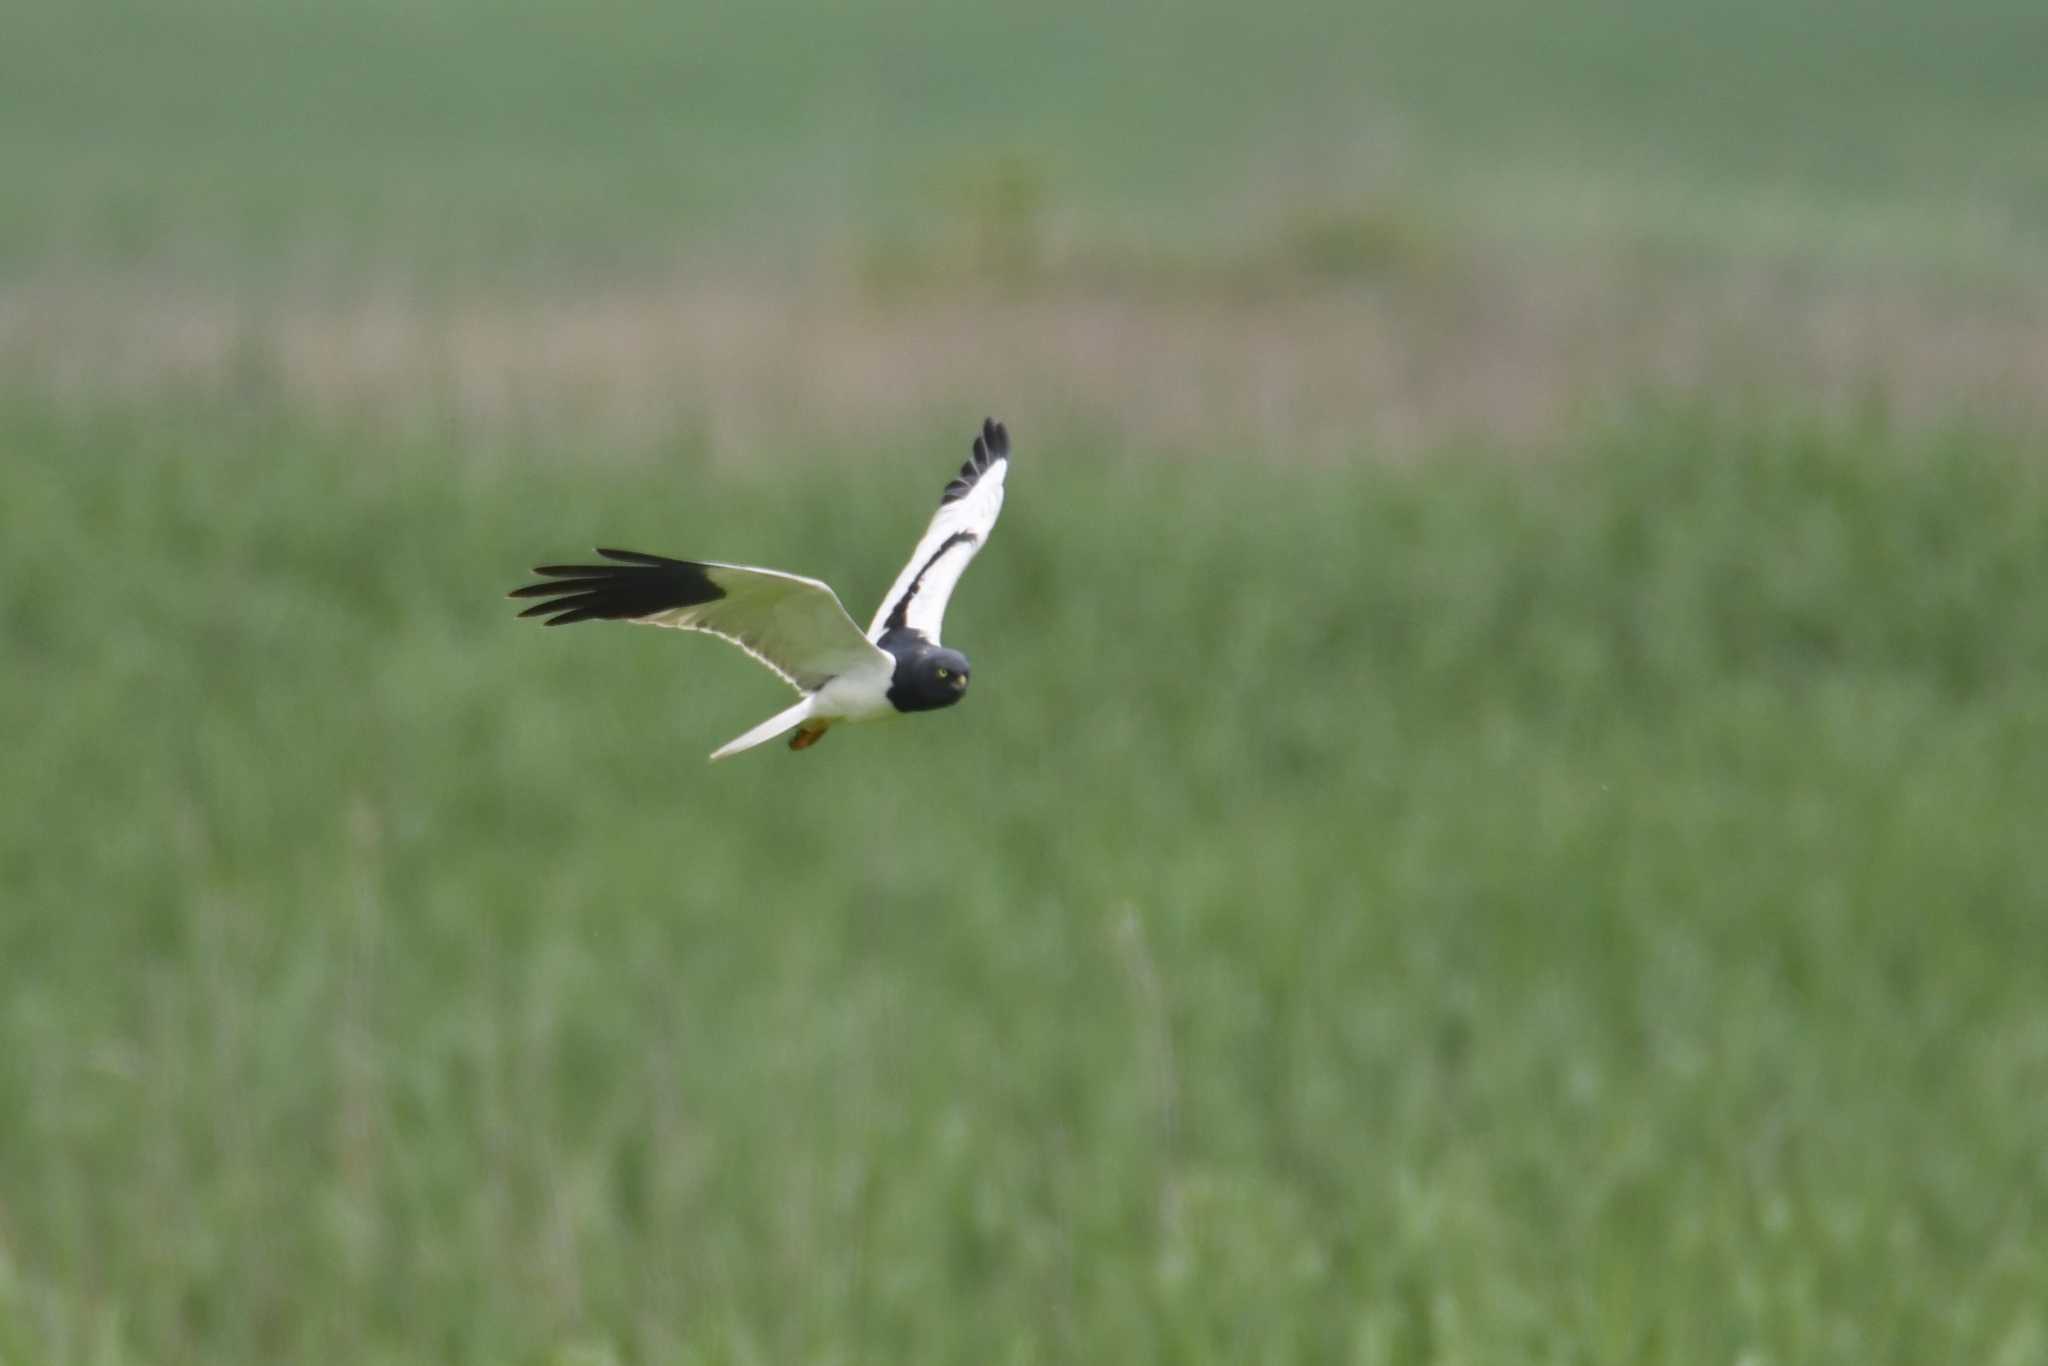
(4, 0, 2045, 280)
(3, 391, 2045, 1363)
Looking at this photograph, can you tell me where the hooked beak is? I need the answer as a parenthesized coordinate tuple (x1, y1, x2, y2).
(950, 673, 968, 691)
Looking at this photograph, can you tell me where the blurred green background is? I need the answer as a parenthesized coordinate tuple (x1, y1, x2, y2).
(3, 1, 2047, 1363)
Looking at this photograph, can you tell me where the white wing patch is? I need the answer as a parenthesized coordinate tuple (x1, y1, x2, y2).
(866, 418, 1011, 643)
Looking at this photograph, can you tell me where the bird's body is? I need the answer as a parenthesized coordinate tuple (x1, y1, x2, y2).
(511, 418, 1011, 760)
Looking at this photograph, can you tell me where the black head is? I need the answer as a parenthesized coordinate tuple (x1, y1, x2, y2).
(886, 643, 971, 713)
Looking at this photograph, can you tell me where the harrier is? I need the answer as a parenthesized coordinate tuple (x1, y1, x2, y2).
(510, 418, 1011, 760)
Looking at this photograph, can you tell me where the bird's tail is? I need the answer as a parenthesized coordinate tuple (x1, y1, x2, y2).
(708, 697, 815, 762)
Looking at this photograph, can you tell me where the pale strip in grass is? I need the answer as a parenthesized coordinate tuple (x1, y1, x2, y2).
(4, 250, 2044, 458)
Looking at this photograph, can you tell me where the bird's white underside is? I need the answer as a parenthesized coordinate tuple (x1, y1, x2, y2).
(704, 659, 899, 760)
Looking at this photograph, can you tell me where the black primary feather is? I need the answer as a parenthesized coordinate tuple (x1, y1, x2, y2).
(941, 417, 1009, 504)
(508, 547, 726, 626)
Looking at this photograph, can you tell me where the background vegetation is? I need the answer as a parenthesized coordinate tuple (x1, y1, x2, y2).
(3, 0, 2045, 1362)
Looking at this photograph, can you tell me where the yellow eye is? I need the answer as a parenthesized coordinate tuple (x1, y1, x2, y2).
(936, 667, 949, 678)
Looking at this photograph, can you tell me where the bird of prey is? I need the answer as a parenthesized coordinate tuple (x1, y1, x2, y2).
(510, 418, 1011, 760)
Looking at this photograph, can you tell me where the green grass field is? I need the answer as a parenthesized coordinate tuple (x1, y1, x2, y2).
(6, 399, 2045, 1363)
(4, 0, 2048, 1362)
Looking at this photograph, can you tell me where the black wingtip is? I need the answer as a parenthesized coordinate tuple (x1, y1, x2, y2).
(508, 550, 726, 625)
(942, 416, 1011, 503)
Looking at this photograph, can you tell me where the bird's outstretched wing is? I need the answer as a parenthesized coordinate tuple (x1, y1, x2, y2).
(866, 418, 1011, 643)
(511, 550, 890, 693)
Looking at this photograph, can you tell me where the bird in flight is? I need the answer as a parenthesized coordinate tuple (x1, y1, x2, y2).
(510, 418, 1012, 760)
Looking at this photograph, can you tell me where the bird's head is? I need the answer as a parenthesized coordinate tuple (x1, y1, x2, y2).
(881, 635, 974, 713)
(925, 649, 971, 705)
